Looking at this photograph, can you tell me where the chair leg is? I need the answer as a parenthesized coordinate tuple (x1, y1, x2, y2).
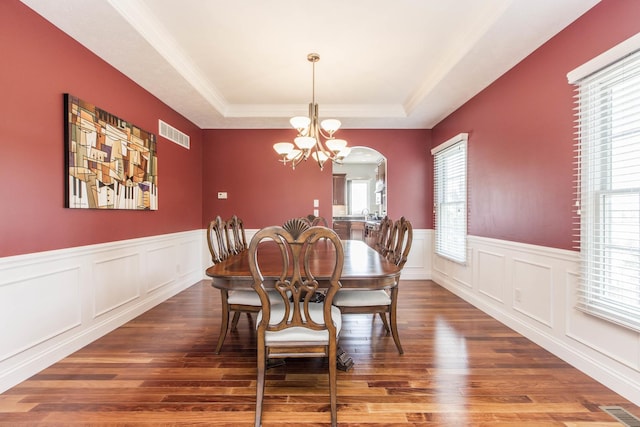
(230, 311, 242, 331)
(215, 290, 231, 354)
(389, 288, 404, 354)
(378, 312, 391, 333)
(255, 345, 266, 427)
(329, 342, 337, 427)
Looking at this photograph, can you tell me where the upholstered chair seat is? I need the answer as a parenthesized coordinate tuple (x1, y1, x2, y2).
(332, 289, 391, 307)
(257, 303, 342, 343)
(227, 289, 281, 306)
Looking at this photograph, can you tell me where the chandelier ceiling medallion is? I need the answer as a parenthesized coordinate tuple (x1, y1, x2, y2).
(273, 53, 351, 170)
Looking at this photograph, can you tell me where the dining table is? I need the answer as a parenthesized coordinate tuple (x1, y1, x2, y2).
(206, 238, 401, 370)
(206, 238, 400, 289)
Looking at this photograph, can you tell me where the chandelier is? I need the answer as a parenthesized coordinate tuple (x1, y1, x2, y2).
(273, 53, 351, 170)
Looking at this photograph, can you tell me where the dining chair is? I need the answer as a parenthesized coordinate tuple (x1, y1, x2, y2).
(385, 217, 400, 258)
(311, 215, 329, 227)
(249, 223, 343, 427)
(298, 216, 313, 227)
(332, 217, 413, 354)
(375, 215, 393, 255)
(225, 214, 248, 254)
(386, 217, 413, 268)
(285, 217, 310, 234)
(208, 215, 269, 354)
(207, 215, 230, 264)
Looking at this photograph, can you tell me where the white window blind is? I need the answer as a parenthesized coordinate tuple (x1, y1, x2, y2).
(432, 133, 468, 264)
(571, 47, 640, 332)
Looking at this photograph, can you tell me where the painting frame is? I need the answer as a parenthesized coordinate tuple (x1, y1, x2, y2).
(64, 94, 158, 210)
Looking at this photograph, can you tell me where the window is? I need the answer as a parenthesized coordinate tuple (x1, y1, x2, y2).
(432, 133, 468, 263)
(569, 36, 640, 332)
(349, 180, 369, 215)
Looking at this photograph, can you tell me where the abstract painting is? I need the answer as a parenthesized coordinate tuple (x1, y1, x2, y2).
(65, 94, 158, 210)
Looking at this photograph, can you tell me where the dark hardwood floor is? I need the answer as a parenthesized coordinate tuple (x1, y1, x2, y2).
(0, 280, 638, 426)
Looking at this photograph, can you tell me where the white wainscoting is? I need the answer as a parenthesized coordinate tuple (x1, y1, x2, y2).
(432, 235, 640, 406)
(0, 230, 203, 393)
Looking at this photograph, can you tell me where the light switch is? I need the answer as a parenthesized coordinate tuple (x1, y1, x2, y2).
(313, 209, 319, 217)
(313, 199, 319, 207)
(217, 192, 228, 199)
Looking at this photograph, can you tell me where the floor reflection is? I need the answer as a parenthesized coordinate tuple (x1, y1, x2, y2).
(433, 316, 469, 424)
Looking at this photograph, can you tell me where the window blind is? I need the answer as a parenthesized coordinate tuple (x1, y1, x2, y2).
(432, 133, 468, 264)
(573, 48, 640, 332)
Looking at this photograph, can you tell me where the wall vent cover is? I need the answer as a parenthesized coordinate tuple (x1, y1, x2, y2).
(159, 120, 190, 149)
(601, 406, 640, 427)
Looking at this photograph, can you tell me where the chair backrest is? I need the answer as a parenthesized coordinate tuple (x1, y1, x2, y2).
(207, 215, 230, 264)
(284, 217, 311, 235)
(226, 215, 248, 254)
(386, 217, 413, 268)
(311, 216, 329, 227)
(248, 225, 344, 337)
(376, 216, 393, 255)
(235, 216, 248, 251)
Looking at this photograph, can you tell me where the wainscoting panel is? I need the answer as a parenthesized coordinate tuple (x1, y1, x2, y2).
(512, 258, 553, 328)
(146, 243, 178, 293)
(0, 230, 203, 394)
(432, 235, 640, 406)
(432, 245, 472, 288)
(565, 268, 639, 371)
(477, 249, 506, 303)
(177, 237, 203, 279)
(93, 253, 141, 318)
(0, 267, 81, 363)
(399, 229, 430, 280)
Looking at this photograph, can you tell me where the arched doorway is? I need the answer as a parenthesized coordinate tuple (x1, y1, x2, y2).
(332, 146, 387, 219)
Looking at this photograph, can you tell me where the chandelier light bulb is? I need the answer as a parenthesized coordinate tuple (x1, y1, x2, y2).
(321, 119, 341, 134)
(325, 138, 347, 153)
(294, 136, 316, 150)
(337, 146, 352, 158)
(287, 149, 301, 160)
(290, 116, 311, 133)
(273, 142, 294, 156)
(312, 151, 329, 163)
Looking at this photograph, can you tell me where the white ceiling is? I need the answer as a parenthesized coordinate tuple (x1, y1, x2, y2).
(21, 0, 599, 130)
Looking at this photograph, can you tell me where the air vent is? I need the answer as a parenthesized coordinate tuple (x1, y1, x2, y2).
(159, 120, 190, 149)
(601, 406, 640, 427)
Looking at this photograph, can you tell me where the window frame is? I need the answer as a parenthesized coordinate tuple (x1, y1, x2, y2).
(569, 34, 640, 332)
(432, 133, 468, 264)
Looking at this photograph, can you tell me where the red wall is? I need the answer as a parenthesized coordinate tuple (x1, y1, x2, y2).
(432, 0, 640, 251)
(202, 129, 431, 229)
(9, 0, 632, 257)
(0, 1, 203, 257)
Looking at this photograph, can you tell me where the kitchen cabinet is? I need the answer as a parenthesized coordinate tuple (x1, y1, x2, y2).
(350, 221, 365, 240)
(333, 220, 349, 240)
(376, 159, 386, 184)
(332, 174, 346, 205)
(375, 159, 386, 214)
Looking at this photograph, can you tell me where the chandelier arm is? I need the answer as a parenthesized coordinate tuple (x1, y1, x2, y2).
(317, 128, 336, 140)
(291, 152, 305, 169)
(316, 140, 334, 157)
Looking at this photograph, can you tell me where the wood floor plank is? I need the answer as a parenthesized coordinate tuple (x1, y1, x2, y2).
(0, 280, 638, 426)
